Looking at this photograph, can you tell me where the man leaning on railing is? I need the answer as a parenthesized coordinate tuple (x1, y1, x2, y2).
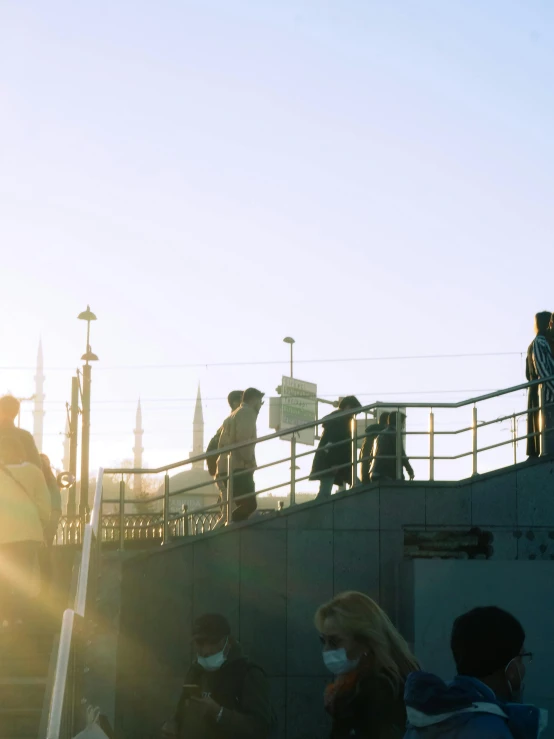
(216, 388, 264, 523)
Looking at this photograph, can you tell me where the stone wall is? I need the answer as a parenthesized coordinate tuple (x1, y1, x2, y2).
(113, 457, 554, 739)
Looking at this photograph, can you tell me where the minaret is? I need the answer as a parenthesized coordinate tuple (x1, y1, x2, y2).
(133, 399, 144, 495)
(33, 339, 45, 452)
(63, 417, 71, 470)
(191, 385, 204, 470)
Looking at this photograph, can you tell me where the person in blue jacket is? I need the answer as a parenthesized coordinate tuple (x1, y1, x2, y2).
(404, 606, 547, 739)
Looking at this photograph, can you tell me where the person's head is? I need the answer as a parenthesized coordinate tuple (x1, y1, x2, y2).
(315, 591, 419, 685)
(534, 312, 552, 336)
(192, 614, 232, 670)
(0, 395, 20, 424)
(379, 411, 390, 427)
(338, 396, 362, 414)
(451, 606, 530, 701)
(242, 388, 265, 413)
(0, 435, 26, 465)
(388, 411, 406, 428)
(227, 390, 244, 411)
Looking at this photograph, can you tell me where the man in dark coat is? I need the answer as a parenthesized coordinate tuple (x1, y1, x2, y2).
(359, 412, 390, 484)
(311, 396, 362, 499)
(162, 614, 273, 739)
(369, 412, 415, 482)
(526, 312, 554, 458)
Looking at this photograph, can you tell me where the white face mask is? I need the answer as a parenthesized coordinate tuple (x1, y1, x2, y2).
(197, 638, 228, 672)
(322, 648, 359, 676)
(505, 658, 525, 703)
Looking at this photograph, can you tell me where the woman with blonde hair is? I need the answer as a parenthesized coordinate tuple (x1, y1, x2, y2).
(315, 591, 419, 739)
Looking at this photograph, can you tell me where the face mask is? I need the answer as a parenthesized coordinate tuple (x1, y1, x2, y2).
(197, 638, 228, 672)
(505, 658, 525, 703)
(322, 648, 359, 676)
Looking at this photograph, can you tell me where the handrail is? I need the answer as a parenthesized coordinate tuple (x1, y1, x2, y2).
(103, 375, 554, 476)
(46, 469, 105, 739)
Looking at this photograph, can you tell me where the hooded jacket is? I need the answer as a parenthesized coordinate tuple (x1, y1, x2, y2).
(403, 671, 547, 739)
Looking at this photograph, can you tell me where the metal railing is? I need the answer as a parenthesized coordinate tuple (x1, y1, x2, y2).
(46, 470, 104, 739)
(96, 374, 554, 546)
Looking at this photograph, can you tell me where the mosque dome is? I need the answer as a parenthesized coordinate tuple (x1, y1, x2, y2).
(164, 467, 219, 514)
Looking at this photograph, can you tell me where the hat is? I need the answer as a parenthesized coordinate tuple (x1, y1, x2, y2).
(192, 614, 231, 642)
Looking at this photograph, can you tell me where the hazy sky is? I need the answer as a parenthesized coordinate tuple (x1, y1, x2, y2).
(1, 1, 552, 483)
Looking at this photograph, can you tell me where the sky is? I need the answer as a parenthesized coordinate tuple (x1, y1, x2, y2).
(1, 0, 553, 490)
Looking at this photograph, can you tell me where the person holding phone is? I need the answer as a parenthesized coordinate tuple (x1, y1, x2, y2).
(162, 614, 273, 739)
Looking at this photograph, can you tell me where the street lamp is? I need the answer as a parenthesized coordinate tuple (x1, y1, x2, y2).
(78, 305, 98, 516)
(283, 337, 295, 378)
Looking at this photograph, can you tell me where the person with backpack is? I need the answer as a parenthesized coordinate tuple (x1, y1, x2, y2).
(206, 392, 244, 496)
(162, 614, 273, 739)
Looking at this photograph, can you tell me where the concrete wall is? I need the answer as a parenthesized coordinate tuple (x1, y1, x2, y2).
(114, 457, 554, 739)
(399, 559, 554, 738)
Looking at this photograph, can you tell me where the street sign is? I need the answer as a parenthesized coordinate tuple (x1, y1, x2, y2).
(280, 376, 317, 446)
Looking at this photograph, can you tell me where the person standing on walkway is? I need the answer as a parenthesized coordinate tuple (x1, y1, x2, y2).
(359, 412, 390, 484)
(369, 412, 414, 482)
(206, 391, 244, 506)
(217, 388, 264, 522)
(311, 396, 362, 499)
(315, 591, 419, 739)
(0, 395, 41, 468)
(404, 606, 545, 739)
(162, 614, 273, 739)
(0, 436, 50, 627)
(528, 311, 554, 456)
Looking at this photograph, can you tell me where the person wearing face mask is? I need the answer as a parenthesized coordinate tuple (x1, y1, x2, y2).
(315, 591, 419, 738)
(162, 614, 273, 739)
(404, 606, 547, 739)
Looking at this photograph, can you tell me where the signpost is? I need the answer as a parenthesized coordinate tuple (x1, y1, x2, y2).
(279, 376, 317, 446)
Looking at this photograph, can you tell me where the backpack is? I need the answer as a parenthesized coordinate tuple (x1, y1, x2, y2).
(206, 430, 222, 477)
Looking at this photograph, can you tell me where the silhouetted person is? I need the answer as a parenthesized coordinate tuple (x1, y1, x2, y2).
(206, 391, 243, 501)
(548, 312, 554, 359)
(0, 395, 41, 468)
(369, 412, 414, 482)
(217, 388, 264, 522)
(404, 606, 543, 739)
(0, 436, 50, 627)
(311, 396, 362, 499)
(162, 614, 273, 739)
(527, 311, 554, 457)
(359, 412, 390, 484)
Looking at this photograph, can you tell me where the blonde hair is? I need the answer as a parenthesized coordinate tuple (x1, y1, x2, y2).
(314, 591, 418, 691)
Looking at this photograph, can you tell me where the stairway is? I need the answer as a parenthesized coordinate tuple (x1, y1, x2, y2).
(0, 618, 58, 739)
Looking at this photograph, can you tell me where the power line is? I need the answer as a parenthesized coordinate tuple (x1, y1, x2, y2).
(0, 350, 524, 372)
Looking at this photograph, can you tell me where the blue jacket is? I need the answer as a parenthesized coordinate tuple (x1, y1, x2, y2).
(403, 671, 547, 739)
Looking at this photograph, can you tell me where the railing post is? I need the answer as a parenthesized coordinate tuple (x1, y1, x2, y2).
(290, 436, 296, 506)
(512, 413, 517, 466)
(183, 505, 189, 536)
(351, 417, 358, 486)
(163, 473, 170, 544)
(225, 453, 233, 525)
(472, 406, 478, 476)
(429, 410, 435, 481)
(396, 410, 403, 480)
(118, 480, 125, 551)
(539, 383, 547, 457)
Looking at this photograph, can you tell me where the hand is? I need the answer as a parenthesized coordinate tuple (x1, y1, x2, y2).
(190, 696, 221, 720)
(409, 471, 415, 481)
(161, 719, 177, 738)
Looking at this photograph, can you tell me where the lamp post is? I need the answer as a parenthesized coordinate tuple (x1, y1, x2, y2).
(78, 306, 98, 516)
(283, 337, 297, 505)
